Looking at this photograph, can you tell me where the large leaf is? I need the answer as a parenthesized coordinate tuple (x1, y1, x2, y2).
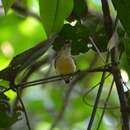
(2, 0, 15, 14)
(112, 0, 130, 36)
(39, 0, 73, 36)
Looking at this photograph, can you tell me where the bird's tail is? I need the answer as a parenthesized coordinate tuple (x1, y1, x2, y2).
(63, 76, 71, 84)
(64, 78, 70, 83)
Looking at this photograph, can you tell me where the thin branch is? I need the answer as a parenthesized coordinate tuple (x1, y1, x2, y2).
(89, 36, 105, 63)
(101, 0, 113, 38)
(83, 74, 111, 102)
(97, 79, 114, 130)
(20, 76, 63, 88)
(1, 65, 111, 95)
(87, 52, 110, 130)
(16, 66, 111, 88)
(13, 57, 49, 110)
(82, 73, 119, 110)
(111, 56, 129, 130)
(1, 62, 112, 94)
(16, 88, 31, 130)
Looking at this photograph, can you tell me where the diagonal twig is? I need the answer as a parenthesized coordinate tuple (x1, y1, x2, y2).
(16, 88, 31, 130)
(97, 79, 114, 130)
(89, 36, 105, 63)
(82, 73, 119, 110)
(87, 52, 110, 130)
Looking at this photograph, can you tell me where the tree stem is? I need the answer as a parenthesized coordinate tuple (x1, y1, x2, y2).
(101, 0, 130, 129)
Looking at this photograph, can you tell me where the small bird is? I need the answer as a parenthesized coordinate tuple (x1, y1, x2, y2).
(55, 44, 76, 83)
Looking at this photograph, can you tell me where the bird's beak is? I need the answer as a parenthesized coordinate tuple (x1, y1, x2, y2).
(64, 44, 71, 49)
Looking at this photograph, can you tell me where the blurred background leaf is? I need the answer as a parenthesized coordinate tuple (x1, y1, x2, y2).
(2, 0, 15, 14)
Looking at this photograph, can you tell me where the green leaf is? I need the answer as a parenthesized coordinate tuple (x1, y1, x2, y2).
(0, 93, 9, 101)
(124, 38, 130, 59)
(0, 111, 21, 128)
(39, 0, 73, 36)
(2, 0, 15, 14)
(83, 15, 108, 52)
(112, 0, 130, 36)
(68, 0, 88, 21)
(91, 30, 108, 52)
(0, 93, 21, 128)
(53, 24, 89, 55)
(123, 38, 130, 68)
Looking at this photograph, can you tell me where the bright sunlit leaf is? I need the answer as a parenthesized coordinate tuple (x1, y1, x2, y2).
(5, 90, 16, 101)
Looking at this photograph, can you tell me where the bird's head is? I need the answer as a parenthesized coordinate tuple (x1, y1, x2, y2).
(58, 44, 71, 55)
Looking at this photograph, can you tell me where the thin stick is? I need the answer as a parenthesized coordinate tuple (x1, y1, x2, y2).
(16, 88, 31, 130)
(87, 52, 109, 130)
(2, 65, 111, 94)
(17, 66, 111, 87)
(18, 76, 63, 88)
(89, 36, 105, 63)
(83, 73, 111, 101)
(82, 74, 119, 110)
(97, 79, 114, 130)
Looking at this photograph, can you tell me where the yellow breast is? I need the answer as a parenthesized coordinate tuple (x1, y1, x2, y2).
(55, 55, 76, 75)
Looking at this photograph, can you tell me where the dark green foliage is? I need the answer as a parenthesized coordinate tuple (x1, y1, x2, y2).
(112, 0, 130, 36)
(53, 23, 89, 55)
(68, 0, 88, 21)
(53, 16, 108, 54)
(0, 93, 21, 128)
